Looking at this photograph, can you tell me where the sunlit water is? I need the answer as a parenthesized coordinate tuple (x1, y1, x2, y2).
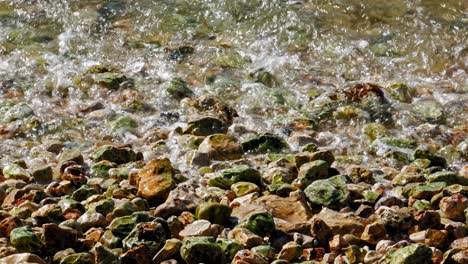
(0, 0, 466, 173)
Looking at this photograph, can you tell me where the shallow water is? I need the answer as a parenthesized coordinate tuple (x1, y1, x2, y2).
(0, 0, 467, 172)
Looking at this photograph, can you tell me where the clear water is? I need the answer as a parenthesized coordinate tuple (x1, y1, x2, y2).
(0, 0, 466, 172)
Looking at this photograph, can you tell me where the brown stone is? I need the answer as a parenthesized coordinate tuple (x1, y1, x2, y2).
(254, 194, 312, 224)
(439, 193, 468, 221)
(232, 249, 268, 264)
(136, 159, 175, 205)
(228, 228, 264, 248)
(121, 245, 151, 264)
(154, 184, 201, 219)
(311, 208, 366, 237)
(0, 217, 23, 238)
(43, 223, 81, 254)
(361, 221, 387, 245)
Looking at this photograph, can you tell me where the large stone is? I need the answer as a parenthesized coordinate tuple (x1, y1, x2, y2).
(197, 134, 243, 161)
(2, 164, 32, 182)
(304, 175, 350, 209)
(380, 243, 432, 264)
(93, 145, 140, 165)
(9, 226, 41, 253)
(77, 212, 107, 231)
(228, 228, 264, 248)
(440, 193, 468, 221)
(108, 212, 150, 238)
(121, 245, 151, 264)
(94, 244, 120, 264)
(43, 223, 81, 254)
(238, 211, 275, 237)
(180, 236, 226, 264)
(136, 159, 176, 205)
(231, 182, 260, 197)
(216, 165, 262, 186)
(154, 184, 201, 218)
(0, 217, 24, 238)
(184, 117, 228, 136)
(241, 133, 287, 153)
(195, 202, 232, 226)
(167, 77, 193, 100)
(0, 253, 46, 264)
(122, 221, 166, 255)
(59, 253, 94, 264)
(179, 220, 219, 238)
(253, 194, 312, 223)
(296, 160, 329, 189)
(312, 208, 366, 237)
(232, 249, 269, 264)
(361, 221, 387, 245)
(152, 238, 181, 263)
(216, 238, 245, 261)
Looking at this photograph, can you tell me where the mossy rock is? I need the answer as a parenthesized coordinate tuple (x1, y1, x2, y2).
(238, 211, 275, 237)
(93, 145, 140, 165)
(216, 238, 245, 261)
(184, 116, 228, 136)
(109, 212, 150, 238)
(10, 226, 42, 253)
(379, 243, 432, 264)
(195, 202, 232, 226)
(241, 133, 287, 153)
(59, 253, 94, 264)
(297, 160, 329, 189)
(90, 160, 116, 178)
(167, 77, 193, 100)
(304, 175, 350, 210)
(180, 236, 226, 264)
(122, 221, 167, 255)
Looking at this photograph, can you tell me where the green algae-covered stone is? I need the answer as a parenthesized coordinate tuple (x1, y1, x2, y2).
(207, 174, 233, 189)
(90, 160, 116, 178)
(380, 243, 432, 264)
(59, 252, 94, 264)
(94, 244, 120, 264)
(216, 238, 245, 261)
(93, 145, 139, 165)
(387, 83, 411, 103)
(109, 212, 150, 238)
(122, 221, 167, 255)
(184, 116, 228, 136)
(100, 230, 122, 249)
(220, 165, 262, 185)
(112, 115, 138, 132)
(402, 182, 446, 199)
(196, 202, 232, 226)
(412, 100, 445, 123)
(112, 200, 137, 218)
(93, 72, 132, 90)
(252, 245, 275, 260)
(2, 164, 32, 182)
(87, 198, 115, 216)
(71, 185, 100, 201)
(268, 183, 297, 197)
(426, 171, 468, 185)
(10, 226, 41, 253)
(58, 197, 85, 213)
(239, 211, 275, 237)
(297, 160, 329, 189)
(180, 236, 226, 264)
(167, 77, 193, 100)
(4, 102, 34, 122)
(58, 149, 84, 166)
(231, 181, 260, 197)
(413, 148, 447, 167)
(241, 133, 287, 153)
(304, 175, 350, 210)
